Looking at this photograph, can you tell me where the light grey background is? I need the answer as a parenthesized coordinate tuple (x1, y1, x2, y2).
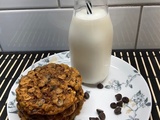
(0, 0, 160, 51)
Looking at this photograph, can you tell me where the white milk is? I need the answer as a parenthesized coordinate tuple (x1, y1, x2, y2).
(69, 8, 113, 84)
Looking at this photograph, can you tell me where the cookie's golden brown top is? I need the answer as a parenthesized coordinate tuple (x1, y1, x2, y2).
(16, 63, 83, 115)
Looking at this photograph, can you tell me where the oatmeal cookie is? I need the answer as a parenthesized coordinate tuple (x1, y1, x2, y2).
(16, 63, 84, 115)
(17, 99, 84, 120)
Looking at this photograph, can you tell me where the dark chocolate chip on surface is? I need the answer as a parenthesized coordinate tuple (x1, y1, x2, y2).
(97, 83, 104, 89)
(89, 117, 99, 120)
(122, 97, 129, 103)
(96, 109, 104, 114)
(117, 101, 123, 107)
(98, 112, 106, 120)
(115, 93, 122, 101)
(84, 92, 90, 99)
(114, 107, 121, 115)
(110, 102, 117, 109)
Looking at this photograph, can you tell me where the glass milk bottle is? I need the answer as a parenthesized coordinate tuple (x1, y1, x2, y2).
(69, 0, 113, 84)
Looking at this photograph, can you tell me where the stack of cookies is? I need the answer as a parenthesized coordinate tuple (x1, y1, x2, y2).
(16, 63, 84, 120)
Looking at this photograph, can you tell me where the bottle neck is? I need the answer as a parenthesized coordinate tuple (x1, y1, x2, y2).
(74, 0, 108, 15)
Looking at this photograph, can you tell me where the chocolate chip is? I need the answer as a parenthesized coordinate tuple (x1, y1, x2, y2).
(89, 117, 99, 120)
(98, 112, 106, 120)
(97, 83, 103, 89)
(117, 101, 123, 107)
(115, 93, 122, 101)
(96, 109, 104, 114)
(110, 102, 117, 109)
(114, 107, 121, 115)
(122, 97, 129, 103)
(84, 92, 90, 99)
